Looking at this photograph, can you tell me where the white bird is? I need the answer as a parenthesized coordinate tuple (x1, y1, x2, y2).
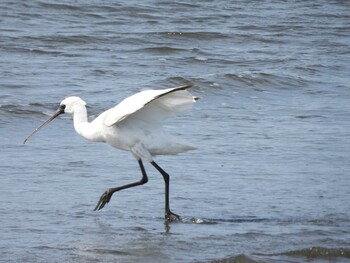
(24, 84, 199, 221)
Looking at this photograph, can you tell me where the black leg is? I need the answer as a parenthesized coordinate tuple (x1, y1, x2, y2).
(151, 161, 181, 221)
(94, 159, 148, 211)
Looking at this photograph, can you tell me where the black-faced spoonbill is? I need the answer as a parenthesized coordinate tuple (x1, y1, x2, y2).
(24, 84, 199, 221)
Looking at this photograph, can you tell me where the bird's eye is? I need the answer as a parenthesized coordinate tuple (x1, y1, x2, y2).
(59, 104, 66, 113)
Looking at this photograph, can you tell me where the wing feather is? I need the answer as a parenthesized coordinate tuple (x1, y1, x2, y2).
(104, 84, 196, 127)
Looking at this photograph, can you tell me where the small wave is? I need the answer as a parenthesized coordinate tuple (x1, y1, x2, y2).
(0, 103, 52, 117)
(205, 217, 269, 224)
(163, 76, 194, 87)
(180, 216, 269, 225)
(295, 115, 325, 119)
(212, 247, 350, 263)
(181, 217, 218, 225)
(0, 45, 64, 56)
(181, 215, 348, 226)
(85, 248, 132, 256)
(28, 49, 63, 55)
(261, 247, 350, 260)
(223, 72, 308, 89)
(138, 46, 186, 54)
(155, 31, 230, 40)
(38, 2, 81, 11)
(33, 245, 75, 252)
(43, 34, 104, 45)
(13, 34, 108, 46)
(208, 254, 260, 263)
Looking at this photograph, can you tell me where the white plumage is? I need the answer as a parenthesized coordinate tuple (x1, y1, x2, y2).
(104, 87, 195, 125)
(24, 84, 199, 221)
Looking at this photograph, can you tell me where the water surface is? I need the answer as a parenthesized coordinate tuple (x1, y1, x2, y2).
(1, 1, 350, 262)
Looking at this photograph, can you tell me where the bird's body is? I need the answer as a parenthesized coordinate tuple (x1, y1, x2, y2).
(24, 84, 198, 221)
(61, 86, 197, 156)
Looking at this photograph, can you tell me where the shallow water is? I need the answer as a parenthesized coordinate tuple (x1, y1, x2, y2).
(1, 1, 350, 262)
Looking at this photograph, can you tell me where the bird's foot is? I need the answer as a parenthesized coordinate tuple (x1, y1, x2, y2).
(94, 188, 113, 211)
(165, 211, 181, 222)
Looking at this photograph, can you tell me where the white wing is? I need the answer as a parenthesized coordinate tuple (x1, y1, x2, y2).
(104, 84, 197, 127)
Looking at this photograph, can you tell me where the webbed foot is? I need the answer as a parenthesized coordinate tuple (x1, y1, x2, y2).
(165, 211, 181, 222)
(94, 189, 113, 211)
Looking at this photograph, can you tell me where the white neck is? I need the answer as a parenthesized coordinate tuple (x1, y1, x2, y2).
(72, 105, 100, 142)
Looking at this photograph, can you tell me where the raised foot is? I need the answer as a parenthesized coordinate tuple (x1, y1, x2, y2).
(94, 189, 113, 211)
(165, 211, 181, 222)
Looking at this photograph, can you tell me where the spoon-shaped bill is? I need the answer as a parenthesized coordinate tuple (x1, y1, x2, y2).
(23, 105, 65, 144)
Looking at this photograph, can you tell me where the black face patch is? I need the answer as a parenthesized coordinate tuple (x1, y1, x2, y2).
(58, 104, 66, 113)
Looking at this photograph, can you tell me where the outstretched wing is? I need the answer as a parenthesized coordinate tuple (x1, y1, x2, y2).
(104, 84, 198, 127)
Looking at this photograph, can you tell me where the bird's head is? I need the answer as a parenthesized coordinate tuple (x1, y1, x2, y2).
(60, 96, 87, 115)
(23, 96, 86, 144)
